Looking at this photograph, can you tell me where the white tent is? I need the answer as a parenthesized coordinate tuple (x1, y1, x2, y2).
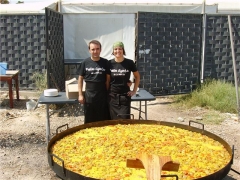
(60, 0, 219, 61)
(60, 0, 240, 14)
(0, 1, 57, 14)
(60, 0, 240, 61)
(61, 1, 217, 14)
(207, 0, 240, 14)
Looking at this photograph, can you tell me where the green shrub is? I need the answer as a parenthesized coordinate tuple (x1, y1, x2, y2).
(174, 79, 238, 113)
(31, 71, 47, 92)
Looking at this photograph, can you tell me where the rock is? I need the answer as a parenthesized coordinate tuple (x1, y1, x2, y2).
(177, 117, 184, 122)
(195, 116, 203, 120)
(232, 116, 239, 121)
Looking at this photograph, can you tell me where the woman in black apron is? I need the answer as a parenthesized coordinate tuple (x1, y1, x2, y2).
(107, 41, 140, 119)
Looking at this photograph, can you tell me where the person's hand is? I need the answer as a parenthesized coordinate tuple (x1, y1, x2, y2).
(78, 94, 85, 104)
(127, 90, 136, 97)
(127, 80, 132, 87)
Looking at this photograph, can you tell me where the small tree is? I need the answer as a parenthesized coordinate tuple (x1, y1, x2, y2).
(1, 0, 10, 4)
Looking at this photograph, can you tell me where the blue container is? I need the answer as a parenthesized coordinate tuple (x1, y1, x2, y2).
(0, 62, 7, 75)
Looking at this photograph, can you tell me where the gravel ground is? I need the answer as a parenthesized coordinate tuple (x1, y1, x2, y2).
(0, 91, 240, 180)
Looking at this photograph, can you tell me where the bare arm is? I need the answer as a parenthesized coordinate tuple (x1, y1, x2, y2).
(78, 75, 85, 104)
(127, 80, 132, 87)
(128, 71, 140, 97)
(132, 71, 140, 93)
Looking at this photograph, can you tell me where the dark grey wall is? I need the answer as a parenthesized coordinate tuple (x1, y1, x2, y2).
(0, 15, 46, 89)
(45, 8, 65, 91)
(136, 12, 202, 95)
(136, 12, 240, 95)
(204, 15, 240, 82)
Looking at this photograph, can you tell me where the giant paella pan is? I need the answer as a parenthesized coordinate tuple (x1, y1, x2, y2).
(47, 120, 233, 180)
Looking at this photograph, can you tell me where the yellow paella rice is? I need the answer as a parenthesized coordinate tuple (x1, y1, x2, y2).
(51, 124, 231, 180)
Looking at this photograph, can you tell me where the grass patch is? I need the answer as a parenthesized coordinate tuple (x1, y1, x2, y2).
(201, 111, 225, 125)
(172, 79, 238, 124)
(174, 79, 238, 114)
(31, 71, 47, 92)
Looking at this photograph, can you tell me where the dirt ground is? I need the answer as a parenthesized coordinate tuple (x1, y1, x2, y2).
(0, 90, 240, 180)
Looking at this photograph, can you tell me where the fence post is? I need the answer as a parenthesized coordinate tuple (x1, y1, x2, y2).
(228, 15, 240, 121)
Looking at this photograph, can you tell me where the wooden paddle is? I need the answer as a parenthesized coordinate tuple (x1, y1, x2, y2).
(127, 153, 180, 180)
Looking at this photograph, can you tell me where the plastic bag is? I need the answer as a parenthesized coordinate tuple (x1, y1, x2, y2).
(26, 99, 37, 111)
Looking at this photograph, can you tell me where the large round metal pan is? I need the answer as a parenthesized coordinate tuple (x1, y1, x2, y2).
(47, 120, 233, 180)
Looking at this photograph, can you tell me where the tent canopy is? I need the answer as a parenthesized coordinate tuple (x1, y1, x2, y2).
(61, 0, 216, 14)
(62, 0, 240, 61)
(61, 0, 240, 14)
(1, 0, 239, 14)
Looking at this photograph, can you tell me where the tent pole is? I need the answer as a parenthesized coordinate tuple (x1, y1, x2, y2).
(228, 15, 240, 122)
(58, 0, 61, 13)
(200, 0, 206, 84)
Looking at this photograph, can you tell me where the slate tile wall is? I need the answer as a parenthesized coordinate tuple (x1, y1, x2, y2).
(45, 8, 65, 91)
(137, 12, 202, 95)
(204, 15, 240, 82)
(0, 15, 46, 89)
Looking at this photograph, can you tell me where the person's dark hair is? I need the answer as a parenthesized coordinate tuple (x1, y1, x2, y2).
(112, 47, 126, 56)
(88, 40, 101, 50)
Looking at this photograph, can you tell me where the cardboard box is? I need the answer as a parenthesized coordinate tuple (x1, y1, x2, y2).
(65, 78, 79, 99)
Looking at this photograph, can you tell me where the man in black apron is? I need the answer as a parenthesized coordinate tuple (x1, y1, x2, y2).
(78, 40, 110, 123)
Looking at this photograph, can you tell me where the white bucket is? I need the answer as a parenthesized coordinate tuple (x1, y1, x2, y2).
(26, 99, 37, 111)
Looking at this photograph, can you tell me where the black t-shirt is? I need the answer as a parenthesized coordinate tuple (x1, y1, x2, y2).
(79, 57, 108, 83)
(107, 58, 137, 92)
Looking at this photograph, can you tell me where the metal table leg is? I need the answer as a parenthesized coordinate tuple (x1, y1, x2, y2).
(145, 101, 147, 120)
(139, 101, 142, 120)
(46, 104, 50, 142)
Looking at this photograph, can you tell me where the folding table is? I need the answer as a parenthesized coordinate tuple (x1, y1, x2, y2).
(38, 89, 155, 142)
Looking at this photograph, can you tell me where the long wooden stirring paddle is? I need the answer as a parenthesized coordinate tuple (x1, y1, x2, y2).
(127, 153, 180, 180)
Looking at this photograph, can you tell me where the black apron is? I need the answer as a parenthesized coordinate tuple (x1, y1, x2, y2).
(84, 82, 110, 123)
(108, 86, 131, 120)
